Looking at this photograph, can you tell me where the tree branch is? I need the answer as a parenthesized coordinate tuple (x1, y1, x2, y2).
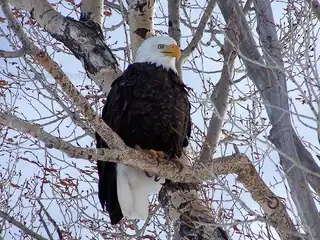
(9, 0, 121, 94)
(127, 0, 156, 59)
(80, 0, 104, 24)
(0, 210, 47, 240)
(254, 1, 320, 239)
(37, 199, 63, 240)
(180, 0, 216, 61)
(243, 0, 253, 15)
(305, 0, 320, 21)
(0, 48, 25, 58)
(0, 111, 302, 238)
(199, 33, 236, 165)
(168, 0, 181, 46)
(1, 0, 125, 151)
(217, 0, 320, 238)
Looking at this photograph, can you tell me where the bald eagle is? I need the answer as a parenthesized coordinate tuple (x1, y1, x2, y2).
(96, 36, 191, 225)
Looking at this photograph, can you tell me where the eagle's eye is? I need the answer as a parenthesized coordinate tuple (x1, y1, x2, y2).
(157, 44, 164, 49)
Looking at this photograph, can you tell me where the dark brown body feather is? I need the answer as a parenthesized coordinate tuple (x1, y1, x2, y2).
(95, 63, 191, 225)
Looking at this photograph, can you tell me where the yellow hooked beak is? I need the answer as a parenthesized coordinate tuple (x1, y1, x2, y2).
(161, 44, 181, 60)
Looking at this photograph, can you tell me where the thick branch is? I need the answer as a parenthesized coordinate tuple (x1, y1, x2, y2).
(1, 0, 125, 151)
(127, 0, 156, 59)
(0, 111, 301, 238)
(168, 0, 181, 46)
(0, 48, 25, 58)
(80, 0, 104, 24)
(199, 35, 236, 164)
(0, 210, 47, 240)
(254, 1, 320, 239)
(9, 0, 121, 94)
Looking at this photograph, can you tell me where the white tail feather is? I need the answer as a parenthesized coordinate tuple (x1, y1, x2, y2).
(117, 164, 164, 220)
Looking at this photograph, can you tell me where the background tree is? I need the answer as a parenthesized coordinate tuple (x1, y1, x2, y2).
(0, 0, 319, 239)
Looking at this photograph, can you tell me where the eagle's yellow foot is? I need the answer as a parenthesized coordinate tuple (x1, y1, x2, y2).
(148, 149, 165, 159)
(134, 145, 165, 159)
(134, 145, 164, 181)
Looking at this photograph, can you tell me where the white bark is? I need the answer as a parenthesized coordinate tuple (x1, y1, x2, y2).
(80, 0, 104, 25)
(127, 0, 156, 59)
(1, 0, 125, 152)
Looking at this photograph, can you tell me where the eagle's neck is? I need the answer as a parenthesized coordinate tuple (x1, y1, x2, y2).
(135, 55, 178, 74)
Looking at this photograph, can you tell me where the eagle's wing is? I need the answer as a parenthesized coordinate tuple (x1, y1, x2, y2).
(95, 70, 127, 225)
(96, 64, 165, 224)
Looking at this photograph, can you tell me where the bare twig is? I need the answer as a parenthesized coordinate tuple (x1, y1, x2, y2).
(37, 199, 63, 240)
(0, 210, 48, 240)
(181, 0, 216, 61)
(0, 48, 25, 58)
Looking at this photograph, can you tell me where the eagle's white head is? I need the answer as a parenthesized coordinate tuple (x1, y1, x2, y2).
(135, 36, 181, 74)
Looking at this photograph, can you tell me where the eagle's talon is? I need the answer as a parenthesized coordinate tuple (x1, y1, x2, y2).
(154, 175, 161, 182)
(144, 171, 153, 178)
(147, 149, 165, 159)
(135, 146, 165, 159)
